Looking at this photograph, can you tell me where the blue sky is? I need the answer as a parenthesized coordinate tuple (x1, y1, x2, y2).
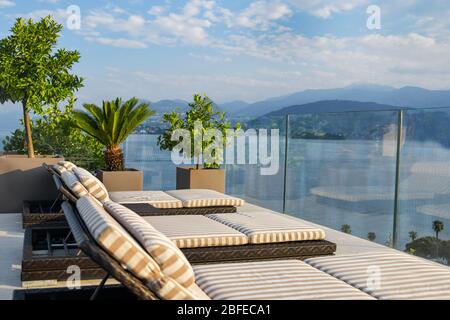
(0, 0, 450, 104)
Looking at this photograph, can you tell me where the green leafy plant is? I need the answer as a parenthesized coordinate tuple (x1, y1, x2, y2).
(72, 97, 154, 171)
(0, 16, 83, 158)
(3, 103, 105, 171)
(158, 94, 240, 169)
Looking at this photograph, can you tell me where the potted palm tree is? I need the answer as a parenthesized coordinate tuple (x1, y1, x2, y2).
(158, 94, 239, 193)
(73, 97, 154, 191)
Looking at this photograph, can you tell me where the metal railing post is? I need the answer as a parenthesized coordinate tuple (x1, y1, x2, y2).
(282, 115, 289, 214)
(392, 110, 403, 248)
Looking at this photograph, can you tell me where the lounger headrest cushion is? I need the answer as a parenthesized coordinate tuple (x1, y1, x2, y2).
(61, 171, 89, 198)
(58, 161, 77, 171)
(103, 201, 198, 290)
(77, 197, 203, 300)
(73, 167, 110, 203)
(53, 164, 68, 175)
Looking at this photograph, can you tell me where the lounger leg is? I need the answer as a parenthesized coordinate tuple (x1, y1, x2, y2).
(89, 273, 110, 301)
(50, 193, 63, 212)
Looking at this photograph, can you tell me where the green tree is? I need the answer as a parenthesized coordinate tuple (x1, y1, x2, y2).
(433, 220, 444, 239)
(158, 94, 240, 169)
(3, 103, 105, 170)
(367, 232, 376, 242)
(0, 16, 83, 158)
(409, 231, 418, 242)
(341, 224, 352, 234)
(72, 97, 154, 171)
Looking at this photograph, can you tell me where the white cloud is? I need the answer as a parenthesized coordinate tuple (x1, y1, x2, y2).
(189, 53, 232, 63)
(288, 0, 369, 18)
(6, 8, 68, 23)
(152, 0, 216, 44)
(84, 12, 146, 35)
(233, 1, 292, 30)
(85, 36, 148, 48)
(148, 5, 166, 16)
(0, 0, 15, 8)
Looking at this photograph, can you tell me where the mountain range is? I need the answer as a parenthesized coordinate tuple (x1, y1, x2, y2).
(265, 100, 405, 116)
(237, 84, 450, 117)
(1, 84, 450, 131)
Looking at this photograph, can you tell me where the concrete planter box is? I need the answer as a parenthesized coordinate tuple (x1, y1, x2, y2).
(176, 166, 225, 193)
(96, 169, 143, 192)
(0, 155, 63, 213)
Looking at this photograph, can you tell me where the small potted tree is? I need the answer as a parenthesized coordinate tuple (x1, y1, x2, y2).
(73, 97, 154, 191)
(0, 16, 83, 212)
(158, 94, 239, 193)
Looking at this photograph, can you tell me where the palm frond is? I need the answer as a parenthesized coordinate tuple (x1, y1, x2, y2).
(73, 97, 154, 149)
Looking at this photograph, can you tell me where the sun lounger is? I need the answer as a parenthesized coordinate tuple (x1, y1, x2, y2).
(54, 197, 370, 300)
(40, 162, 241, 227)
(305, 251, 450, 299)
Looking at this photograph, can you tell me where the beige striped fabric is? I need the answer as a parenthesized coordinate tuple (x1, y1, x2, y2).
(61, 171, 89, 198)
(143, 215, 248, 248)
(58, 161, 76, 171)
(103, 200, 197, 289)
(109, 191, 183, 209)
(194, 260, 374, 300)
(52, 164, 68, 175)
(73, 167, 110, 203)
(166, 189, 245, 208)
(207, 211, 326, 244)
(77, 196, 204, 300)
(305, 251, 450, 300)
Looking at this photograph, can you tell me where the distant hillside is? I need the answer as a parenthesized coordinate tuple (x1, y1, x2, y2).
(220, 100, 249, 114)
(141, 99, 190, 114)
(237, 84, 450, 117)
(265, 100, 405, 116)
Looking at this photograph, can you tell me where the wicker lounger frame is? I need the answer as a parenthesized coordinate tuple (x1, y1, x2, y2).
(34, 164, 237, 228)
(62, 202, 159, 300)
(22, 202, 336, 285)
(22, 224, 336, 282)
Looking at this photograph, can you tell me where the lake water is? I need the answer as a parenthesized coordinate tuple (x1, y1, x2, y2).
(124, 134, 450, 254)
(1, 129, 448, 258)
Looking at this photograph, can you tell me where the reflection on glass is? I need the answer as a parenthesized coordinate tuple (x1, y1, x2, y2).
(284, 111, 398, 246)
(398, 109, 450, 266)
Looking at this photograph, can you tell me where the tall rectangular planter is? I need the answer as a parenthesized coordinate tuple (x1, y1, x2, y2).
(176, 166, 225, 193)
(96, 169, 143, 192)
(0, 155, 63, 213)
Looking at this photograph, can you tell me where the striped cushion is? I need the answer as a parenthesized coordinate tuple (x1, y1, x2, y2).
(52, 164, 68, 175)
(58, 161, 76, 171)
(166, 189, 245, 208)
(109, 191, 182, 209)
(61, 171, 89, 198)
(73, 167, 110, 203)
(143, 215, 248, 248)
(77, 196, 203, 300)
(103, 201, 198, 290)
(207, 212, 326, 244)
(306, 252, 450, 300)
(194, 260, 374, 300)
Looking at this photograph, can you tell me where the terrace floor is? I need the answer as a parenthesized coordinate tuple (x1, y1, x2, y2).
(0, 202, 400, 300)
